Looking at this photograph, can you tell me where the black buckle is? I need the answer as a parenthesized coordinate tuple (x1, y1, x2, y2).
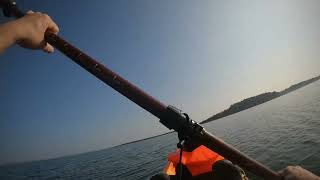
(160, 105, 204, 151)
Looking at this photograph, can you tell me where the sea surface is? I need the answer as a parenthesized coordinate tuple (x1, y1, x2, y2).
(1, 81, 319, 180)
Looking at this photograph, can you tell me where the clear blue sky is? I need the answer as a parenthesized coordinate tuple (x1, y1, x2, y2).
(1, 0, 319, 165)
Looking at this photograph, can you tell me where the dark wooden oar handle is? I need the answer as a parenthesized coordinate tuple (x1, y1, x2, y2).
(0, 1, 283, 179)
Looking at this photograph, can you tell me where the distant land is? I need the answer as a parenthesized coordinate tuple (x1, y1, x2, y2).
(201, 75, 320, 124)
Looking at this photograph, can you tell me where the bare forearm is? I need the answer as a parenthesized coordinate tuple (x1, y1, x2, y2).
(0, 21, 19, 54)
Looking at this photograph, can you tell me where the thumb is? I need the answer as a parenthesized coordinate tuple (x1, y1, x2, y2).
(43, 43, 54, 53)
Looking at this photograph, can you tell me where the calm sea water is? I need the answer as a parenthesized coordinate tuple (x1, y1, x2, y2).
(1, 81, 319, 180)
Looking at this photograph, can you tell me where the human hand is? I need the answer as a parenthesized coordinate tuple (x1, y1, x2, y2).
(13, 10, 59, 53)
(279, 166, 319, 180)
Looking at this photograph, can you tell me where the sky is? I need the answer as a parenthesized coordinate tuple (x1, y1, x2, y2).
(0, 0, 319, 165)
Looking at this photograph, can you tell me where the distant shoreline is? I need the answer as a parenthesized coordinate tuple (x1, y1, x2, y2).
(201, 75, 320, 124)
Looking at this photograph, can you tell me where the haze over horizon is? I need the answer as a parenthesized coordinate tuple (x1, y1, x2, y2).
(1, 0, 320, 165)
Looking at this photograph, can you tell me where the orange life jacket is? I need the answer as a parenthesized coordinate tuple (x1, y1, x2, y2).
(164, 145, 225, 176)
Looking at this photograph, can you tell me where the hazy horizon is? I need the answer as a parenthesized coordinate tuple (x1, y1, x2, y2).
(1, 0, 320, 165)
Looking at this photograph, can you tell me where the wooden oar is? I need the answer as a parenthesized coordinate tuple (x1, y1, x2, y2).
(0, 1, 282, 179)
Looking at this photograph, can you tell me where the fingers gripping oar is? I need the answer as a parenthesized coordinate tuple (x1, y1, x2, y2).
(0, 1, 282, 179)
